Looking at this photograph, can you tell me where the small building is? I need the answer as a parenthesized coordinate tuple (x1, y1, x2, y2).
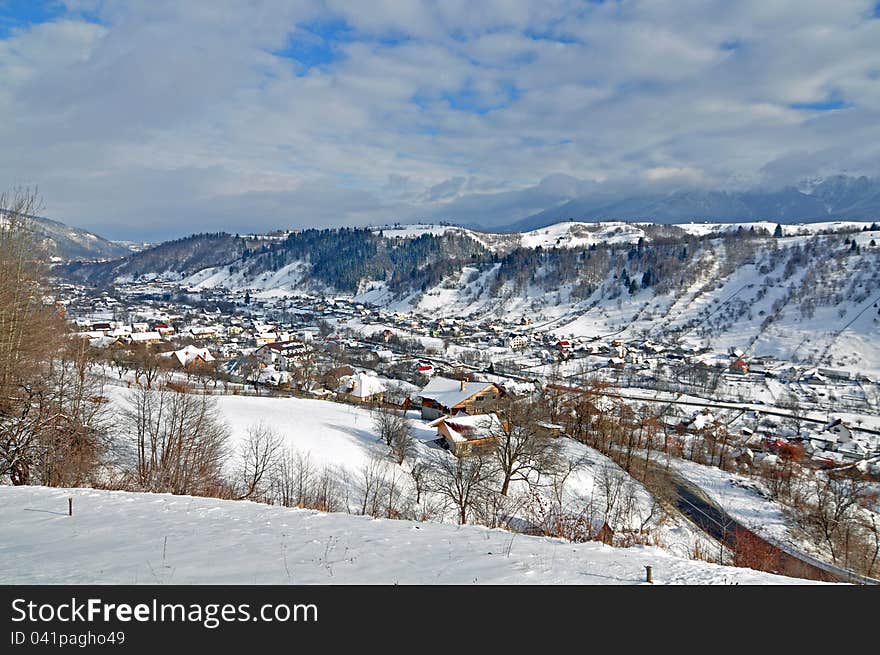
(430, 413, 502, 457)
(255, 341, 313, 371)
(127, 331, 162, 344)
(161, 345, 215, 368)
(823, 418, 852, 443)
(509, 335, 530, 350)
(322, 365, 356, 388)
(190, 326, 219, 339)
(336, 372, 386, 403)
(153, 322, 175, 336)
(534, 421, 564, 439)
(418, 376, 503, 421)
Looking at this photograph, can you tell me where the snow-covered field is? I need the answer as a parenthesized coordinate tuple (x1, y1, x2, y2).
(102, 388, 714, 553)
(0, 486, 822, 584)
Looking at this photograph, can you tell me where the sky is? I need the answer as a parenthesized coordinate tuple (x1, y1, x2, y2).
(1, 0, 880, 240)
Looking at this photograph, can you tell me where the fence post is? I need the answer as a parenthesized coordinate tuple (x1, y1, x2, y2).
(68, 497, 73, 516)
(645, 565, 653, 584)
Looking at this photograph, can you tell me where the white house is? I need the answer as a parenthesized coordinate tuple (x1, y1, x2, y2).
(336, 372, 386, 403)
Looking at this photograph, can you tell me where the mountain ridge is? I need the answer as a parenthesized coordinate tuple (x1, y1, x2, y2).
(493, 176, 880, 233)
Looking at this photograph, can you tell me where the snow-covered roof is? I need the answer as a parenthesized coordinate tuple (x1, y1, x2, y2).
(161, 345, 215, 367)
(692, 412, 716, 430)
(338, 372, 386, 399)
(419, 376, 495, 410)
(128, 331, 161, 342)
(435, 413, 502, 443)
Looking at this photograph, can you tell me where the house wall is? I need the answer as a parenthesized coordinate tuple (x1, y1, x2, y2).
(452, 385, 502, 415)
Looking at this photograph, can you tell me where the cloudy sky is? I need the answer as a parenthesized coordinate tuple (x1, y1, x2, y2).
(2, 0, 880, 240)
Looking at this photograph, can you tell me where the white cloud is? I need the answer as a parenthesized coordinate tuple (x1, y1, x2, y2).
(1, 0, 879, 238)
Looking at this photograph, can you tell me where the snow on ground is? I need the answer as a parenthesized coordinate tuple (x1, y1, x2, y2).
(0, 486, 822, 584)
(101, 388, 712, 554)
(674, 221, 875, 237)
(519, 221, 647, 249)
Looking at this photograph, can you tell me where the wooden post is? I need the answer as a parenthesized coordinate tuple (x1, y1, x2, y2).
(645, 565, 653, 584)
(68, 497, 73, 516)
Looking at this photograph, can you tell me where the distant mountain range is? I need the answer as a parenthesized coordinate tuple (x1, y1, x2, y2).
(14, 213, 134, 261)
(19, 174, 880, 258)
(496, 175, 880, 232)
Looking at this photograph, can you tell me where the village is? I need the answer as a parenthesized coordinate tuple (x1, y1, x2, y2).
(52, 274, 880, 481)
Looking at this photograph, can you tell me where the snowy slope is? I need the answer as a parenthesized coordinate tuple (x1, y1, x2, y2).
(0, 486, 822, 584)
(100, 388, 714, 555)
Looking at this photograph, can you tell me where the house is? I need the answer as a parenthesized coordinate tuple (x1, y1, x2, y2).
(254, 332, 280, 346)
(336, 372, 386, 403)
(429, 413, 502, 457)
(416, 363, 435, 377)
(418, 376, 503, 420)
(375, 348, 394, 362)
(534, 421, 564, 439)
(823, 418, 852, 443)
(801, 368, 827, 385)
(509, 335, 529, 350)
(258, 368, 291, 388)
(152, 322, 175, 336)
(189, 326, 219, 339)
(127, 331, 162, 344)
(322, 365, 356, 388)
(162, 345, 215, 368)
(255, 341, 313, 371)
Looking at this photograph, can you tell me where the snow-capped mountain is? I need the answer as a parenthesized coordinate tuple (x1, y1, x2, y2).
(3, 212, 134, 261)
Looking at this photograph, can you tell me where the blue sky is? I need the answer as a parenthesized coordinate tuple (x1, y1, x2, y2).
(1, 0, 880, 239)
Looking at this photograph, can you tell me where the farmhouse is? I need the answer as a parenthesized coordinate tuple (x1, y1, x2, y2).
(418, 376, 503, 420)
(429, 413, 502, 457)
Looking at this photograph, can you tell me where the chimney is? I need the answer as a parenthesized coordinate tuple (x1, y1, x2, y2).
(460, 379, 465, 391)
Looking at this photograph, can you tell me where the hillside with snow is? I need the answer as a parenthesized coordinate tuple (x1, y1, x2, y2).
(0, 486, 821, 584)
(100, 389, 714, 556)
(60, 220, 880, 376)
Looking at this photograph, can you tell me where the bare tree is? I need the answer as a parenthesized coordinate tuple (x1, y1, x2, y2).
(269, 447, 315, 508)
(121, 386, 230, 496)
(0, 188, 108, 486)
(807, 471, 867, 562)
(372, 406, 414, 464)
(430, 453, 498, 525)
(488, 396, 562, 496)
(409, 461, 429, 505)
(130, 345, 163, 389)
(234, 422, 283, 500)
